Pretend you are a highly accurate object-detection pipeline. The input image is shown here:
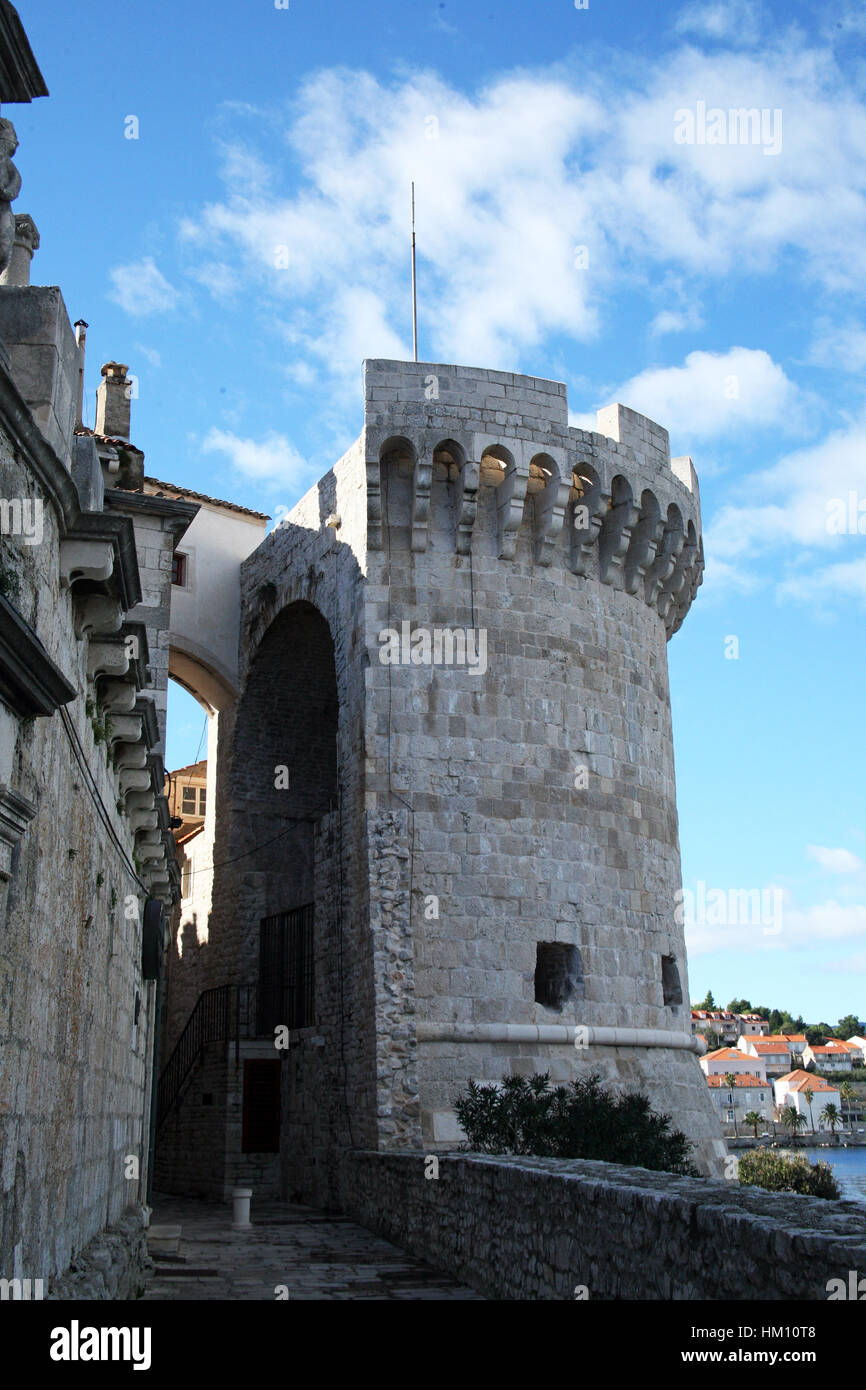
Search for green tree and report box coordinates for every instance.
[453,1072,697,1175]
[836,1015,861,1041]
[697,990,716,1010]
[821,1103,841,1135]
[840,1081,856,1130]
[703,1029,724,1053]
[738,1149,839,1200]
[727,999,752,1014]
[781,1105,807,1146]
[802,1087,815,1133]
[806,1024,833,1046]
[743,1110,762,1139]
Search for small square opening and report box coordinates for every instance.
[535,943,584,1012]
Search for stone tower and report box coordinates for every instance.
[157,358,725,1205]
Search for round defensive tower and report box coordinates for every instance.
[200,356,726,1205]
[360,359,725,1177]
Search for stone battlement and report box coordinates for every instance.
[362,359,703,638]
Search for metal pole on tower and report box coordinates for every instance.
[411,181,418,363]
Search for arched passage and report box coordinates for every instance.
[229,600,339,986]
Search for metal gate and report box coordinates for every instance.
[257,903,315,1035]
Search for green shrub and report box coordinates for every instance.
[454,1071,697,1176]
[738,1148,840,1199]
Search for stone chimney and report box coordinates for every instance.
[95,361,131,439]
[0,213,39,286]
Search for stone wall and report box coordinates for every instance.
[160,357,723,1203]
[341,1150,866,1301]
[0,278,182,1296]
[359,359,721,1173]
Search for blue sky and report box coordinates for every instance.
[19,0,866,1023]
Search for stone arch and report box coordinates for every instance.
[529,451,571,566]
[378,435,417,544]
[598,474,638,585]
[227,599,339,984]
[429,437,466,544]
[169,640,235,716]
[479,441,513,487]
[569,461,605,577]
[624,488,662,596]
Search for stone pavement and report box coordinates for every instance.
[142,1193,485,1301]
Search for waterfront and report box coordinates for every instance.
[778,1146,866,1203]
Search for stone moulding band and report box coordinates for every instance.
[416,1022,704,1053]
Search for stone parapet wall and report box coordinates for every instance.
[341,1150,866,1301]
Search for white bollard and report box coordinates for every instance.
[231,1187,252,1229]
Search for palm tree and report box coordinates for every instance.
[781,1105,807,1146]
[802,1087,815,1134]
[840,1081,856,1131]
[744,1110,762,1139]
[724,1073,739,1136]
[821,1103,841,1136]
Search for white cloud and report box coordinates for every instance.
[674,0,762,45]
[108,258,179,316]
[650,307,703,337]
[705,416,866,590]
[687,894,866,956]
[201,427,312,488]
[806,846,866,874]
[611,347,801,444]
[174,32,866,388]
[810,321,866,373]
[134,343,162,368]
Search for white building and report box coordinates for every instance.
[706,1075,774,1131]
[737,1035,792,1077]
[774,1071,842,1127]
[803,1041,857,1072]
[700,1047,767,1082]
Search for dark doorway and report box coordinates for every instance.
[242,1059,281,1152]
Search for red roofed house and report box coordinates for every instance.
[737,1035,792,1077]
[803,1040,858,1072]
[774,1071,842,1128]
[700,1047,767,1082]
[706,1074,774,1132]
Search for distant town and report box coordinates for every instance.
[692,995,866,1142]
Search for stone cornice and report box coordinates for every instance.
[0,592,75,716]
[63,511,142,611]
[416,1022,703,1053]
[0,1,48,103]
[105,487,199,541]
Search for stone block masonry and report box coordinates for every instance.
[163,354,724,1202]
[342,1151,866,1301]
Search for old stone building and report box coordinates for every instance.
[0,3,201,1297]
[155,357,727,1209]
